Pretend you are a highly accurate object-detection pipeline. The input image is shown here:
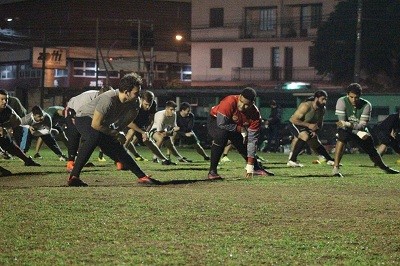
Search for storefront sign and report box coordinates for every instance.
[32,47,67,69]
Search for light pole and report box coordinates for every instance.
[354,0,363,83]
[175,34,183,63]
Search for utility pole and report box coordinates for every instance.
[354,0,363,83]
[40,33,46,107]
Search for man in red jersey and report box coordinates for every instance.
[207,87,274,180]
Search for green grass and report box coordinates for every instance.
[1,145,400,265]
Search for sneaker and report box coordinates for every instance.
[207,171,223,180]
[178,157,192,163]
[137,175,161,185]
[254,168,275,176]
[24,157,41,166]
[384,167,400,174]
[161,159,177,166]
[98,157,107,162]
[33,153,42,159]
[287,160,304,167]
[326,160,335,166]
[204,156,210,161]
[135,156,148,162]
[220,156,231,163]
[66,160,74,172]
[332,167,343,177]
[0,151,12,160]
[0,167,12,176]
[116,162,126,170]
[59,155,67,161]
[68,176,88,187]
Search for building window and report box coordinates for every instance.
[55,69,68,77]
[301,4,322,31]
[210,8,224,28]
[210,49,222,69]
[260,8,276,31]
[19,64,41,78]
[73,60,119,78]
[308,46,317,67]
[242,48,254,68]
[0,65,17,79]
[245,7,277,38]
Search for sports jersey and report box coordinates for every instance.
[210,94,261,159]
[0,105,21,128]
[335,96,371,131]
[77,89,140,131]
[151,110,177,132]
[134,101,157,129]
[176,112,195,133]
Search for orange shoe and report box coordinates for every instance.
[137,175,161,185]
[116,162,123,170]
[66,160,74,173]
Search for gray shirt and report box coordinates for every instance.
[67,90,100,111]
[77,89,140,131]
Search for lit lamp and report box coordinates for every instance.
[175,34,183,63]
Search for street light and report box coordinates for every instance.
[175,34,183,63]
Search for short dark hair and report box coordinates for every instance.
[179,102,191,111]
[31,105,43,116]
[119,72,143,92]
[241,87,256,102]
[141,90,155,103]
[314,90,328,99]
[347,83,362,95]
[0,89,8,97]
[99,85,113,94]
[165,100,177,108]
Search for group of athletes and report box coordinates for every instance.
[1,73,399,185]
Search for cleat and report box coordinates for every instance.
[253,169,275,176]
[287,160,304,167]
[67,176,88,187]
[33,153,43,159]
[24,157,41,166]
[161,159,177,166]
[207,171,223,180]
[0,167,12,176]
[384,167,399,174]
[116,162,128,170]
[326,160,334,166]
[332,167,343,177]
[135,156,148,161]
[137,175,161,185]
[98,157,106,162]
[66,160,75,172]
[220,156,231,163]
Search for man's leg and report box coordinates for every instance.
[68,117,100,186]
[41,134,66,159]
[0,134,40,166]
[207,116,227,179]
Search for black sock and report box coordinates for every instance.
[315,145,334,161]
[290,139,306,162]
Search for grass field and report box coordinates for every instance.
[1,145,400,265]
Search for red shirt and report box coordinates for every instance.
[210,95,261,162]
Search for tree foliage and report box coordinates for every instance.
[314,0,400,90]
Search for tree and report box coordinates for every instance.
[314,0,400,90]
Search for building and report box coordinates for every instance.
[0,0,191,108]
[190,0,338,88]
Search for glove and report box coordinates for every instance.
[336,121,352,128]
[356,131,370,140]
[240,127,248,138]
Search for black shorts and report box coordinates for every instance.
[288,123,312,138]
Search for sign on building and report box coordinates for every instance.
[32,47,67,69]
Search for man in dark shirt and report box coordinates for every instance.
[173,102,209,161]
[370,112,400,156]
[0,89,40,172]
[263,100,282,152]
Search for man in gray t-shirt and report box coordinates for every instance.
[68,73,161,186]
